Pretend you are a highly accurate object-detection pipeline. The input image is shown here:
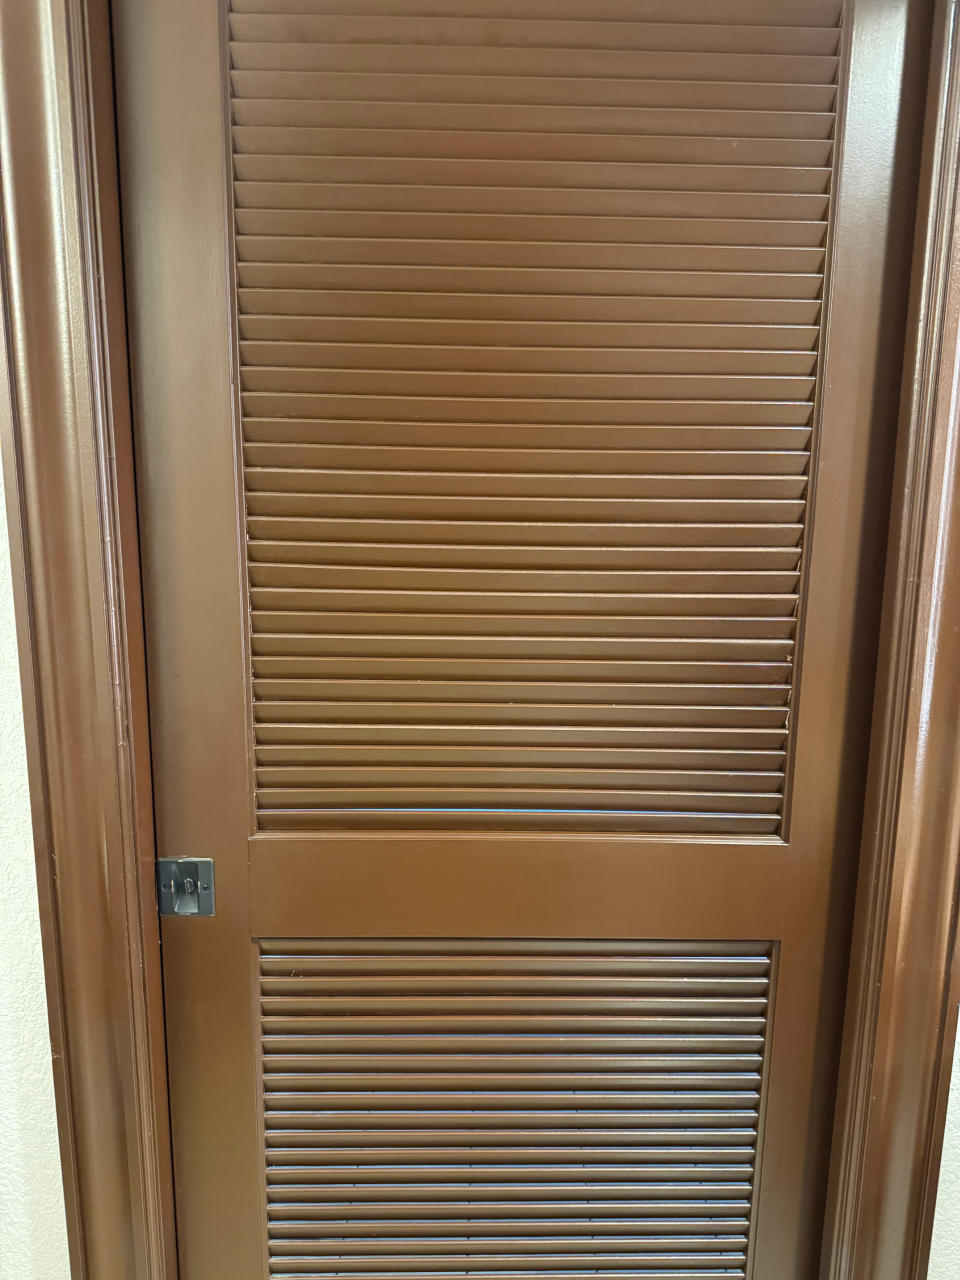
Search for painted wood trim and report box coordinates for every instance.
[821,2,960,1275]
[0,2,176,1278]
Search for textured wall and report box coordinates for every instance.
[0,466,71,1280]
[929,1032,960,1277]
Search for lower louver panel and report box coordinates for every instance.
[259,940,775,1279]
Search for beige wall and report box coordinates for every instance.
[0,466,70,1280]
[929,1034,960,1276]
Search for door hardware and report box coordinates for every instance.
[157,858,216,917]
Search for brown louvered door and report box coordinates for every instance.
[112,1,924,1277]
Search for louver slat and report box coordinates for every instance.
[229,0,842,832]
[260,941,773,1280]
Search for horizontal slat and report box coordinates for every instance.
[234,185,831,222]
[248,475,797,516]
[231,129,833,170]
[263,1146,757,1167]
[239,316,824,348]
[260,998,767,1014]
[239,260,822,313]
[267,1252,749,1269]
[238,289,823,325]
[264,1015,768,1035]
[237,268,824,308]
[267,1208,757,1228]
[243,441,811,471]
[261,1053,764,1072]
[232,150,832,195]
[256,654,790,691]
[248,548,802,576]
[255,699,790,724]
[242,375,818,406]
[265,1184,754,1201]
[260,939,770,957]
[254,658,791,688]
[231,69,836,118]
[241,398,815,431]
[264,1264,752,1274]
[260,951,768,970]
[231,0,840,24]
[262,1085,763,1105]
[267,1237,754,1255]
[256,762,783,790]
[246,499,805,528]
[261,1049,768,1070]
[263,1076,765,1096]
[251,652,794,678]
[230,14,840,56]
[250,611,798,638]
[243,419,814,449]
[261,753,784,781]
[255,812,781,832]
[254,722,787,749]
[229,39,839,85]
[267,1225,750,1244]
[239,339,820,374]
[244,416,813,449]
[266,1233,749,1258]
[246,517,804,547]
[259,1078,771,1097]
[231,103,836,144]
[263,1009,767,1025]
[260,1066,765,1084]
[256,778,783,808]
[248,590,799,618]
[250,611,799,640]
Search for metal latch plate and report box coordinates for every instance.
[157,858,216,917]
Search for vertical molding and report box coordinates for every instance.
[0,2,175,1279]
[822,1,960,1275]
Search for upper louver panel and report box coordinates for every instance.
[227,0,843,834]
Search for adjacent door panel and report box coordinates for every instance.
[113,2,923,1276]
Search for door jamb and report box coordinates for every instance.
[821,2,960,1275]
[0,2,958,1279]
[0,2,175,1278]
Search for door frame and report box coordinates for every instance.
[0,2,174,1278]
[1,1,959,1278]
